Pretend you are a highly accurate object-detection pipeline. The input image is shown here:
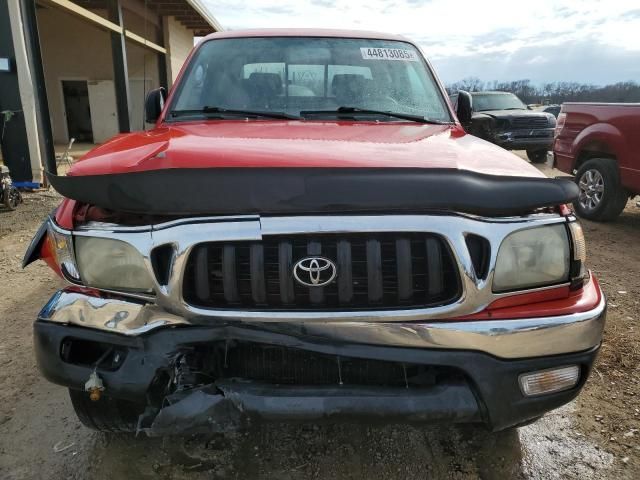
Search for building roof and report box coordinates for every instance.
[185,0,223,34]
[74,0,222,36]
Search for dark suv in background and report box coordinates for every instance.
[451,91,556,163]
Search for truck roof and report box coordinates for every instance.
[201,28,412,43]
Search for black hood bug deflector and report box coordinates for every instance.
[47,167,579,217]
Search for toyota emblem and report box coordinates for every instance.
[293,256,337,287]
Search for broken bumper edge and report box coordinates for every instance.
[493,130,554,151]
[141,381,482,437]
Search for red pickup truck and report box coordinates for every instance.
[554,103,640,221]
[23,30,604,435]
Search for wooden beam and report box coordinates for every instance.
[39,0,122,34]
[175,15,203,22]
[179,21,208,27]
[151,0,190,5]
[124,30,167,54]
[39,0,167,55]
[73,0,108,7]
[154,8,193,16]
[153,7,190,14]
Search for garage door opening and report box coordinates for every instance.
[62,80,93,143]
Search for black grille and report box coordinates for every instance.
[511,116,550,129]
[183,233,461,310]
[216,342,460,388]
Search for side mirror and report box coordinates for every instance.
[456,90,472,124]
[145,87,167,123]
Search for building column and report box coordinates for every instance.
[158,54,168,91]
[17,0,57,178]
[2,0,35,183]
[157,21,168,91]
[107,0,131,133]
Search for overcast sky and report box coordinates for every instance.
[202,0,640,85]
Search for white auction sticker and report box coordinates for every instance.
[360,47,419,61]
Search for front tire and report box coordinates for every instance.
[574,158,628,221]
[526,149,548,163]
[69,389,144,433]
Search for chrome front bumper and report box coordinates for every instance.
[39,289,606,360]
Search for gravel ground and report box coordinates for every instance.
[0,160,638,479]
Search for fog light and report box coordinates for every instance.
[518,365,580,397]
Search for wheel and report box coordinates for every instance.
[526,149,548,163]
[3,186,20,210]
[69,389,144,433]
[574,158,628,221]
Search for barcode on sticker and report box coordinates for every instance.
[360,47,419,61]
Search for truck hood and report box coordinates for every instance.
[68,121,544,178]
[50,121,580,218]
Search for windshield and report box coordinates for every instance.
[168,37,451,122]
[472,93,527,112]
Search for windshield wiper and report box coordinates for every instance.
[300,106,448,124]
[169,106,301,120]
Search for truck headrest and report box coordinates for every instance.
[247,73,283,98]
[331,74,370,102]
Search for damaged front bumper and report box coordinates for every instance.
[493,128,554,150]
[34,288,605,433]
[143,381,481,436]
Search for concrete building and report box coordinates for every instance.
[0,0,221,186]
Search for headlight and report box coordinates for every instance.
[75,237,154,293]
[47,225,80,281]
[493,224,570,292]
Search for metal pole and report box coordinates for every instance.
[107,0,131,133]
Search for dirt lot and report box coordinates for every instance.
[0,161,638,479]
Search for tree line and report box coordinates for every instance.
[446,77,640,105]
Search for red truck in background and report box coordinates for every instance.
[553,103,640,221]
